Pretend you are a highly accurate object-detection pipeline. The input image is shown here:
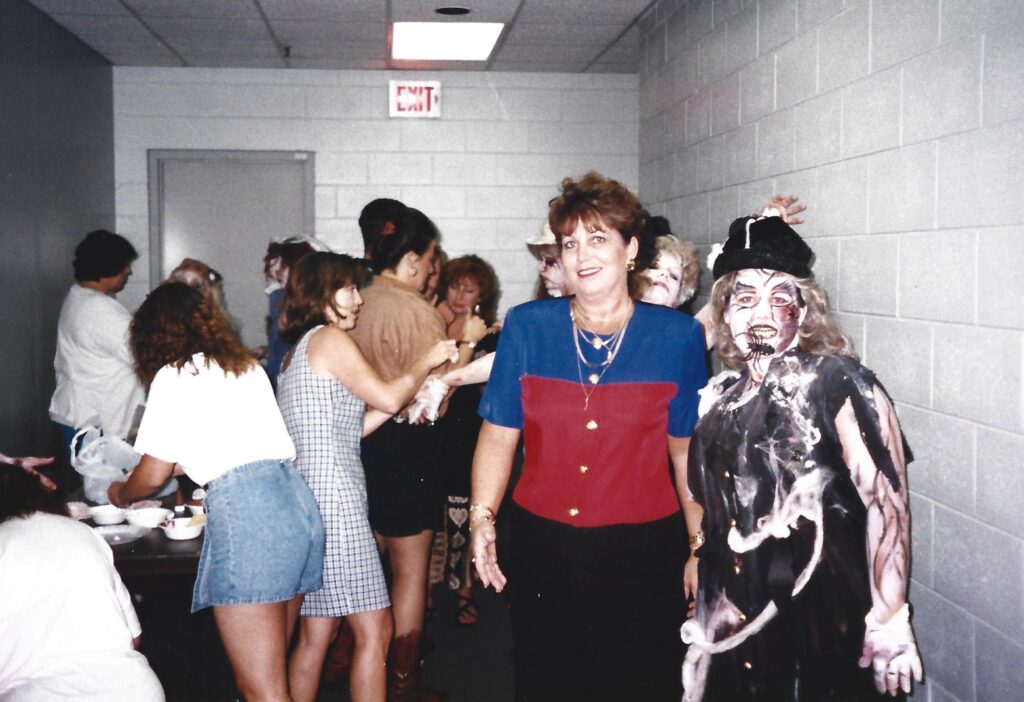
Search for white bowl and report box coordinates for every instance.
[90,504,126,525]
[160,517,204,541]
[187,504,205,516]
[125,507,173,529]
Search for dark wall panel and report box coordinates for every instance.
[0,0,114,457]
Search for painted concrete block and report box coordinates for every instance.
[776,30,818,110]
[432,154,497,186]
[817,3,869,93]
[872,0,941,73]
[934,505,1024,642]
[941,0,1024,44]
[816,157,869,235]
[465,122,528,153]
[723,122,757,185]
[794,90,842,169]
[399,186,466,218]
[837,235,897,314]
[866,144,937,234]
[368,152,432,185]
[710,74,740,136]
[976,428,1024,539]
[863,316,933,406]
[740,53,775,124]
[904,38,983,144]
[911,586,975,702]
[899,229,974,323]
[908,492,934,588]
[937,122,1024,228]
[899,406,975,513]
[759,0,797,55]
[977,622,1024,696]
[796,0,844,32]
[756,108,795,177]
[983,27,1024,126]
[315,152,368,185]
[842,67,900,158]
[933,324,1021,431]
[977,226,1024,330]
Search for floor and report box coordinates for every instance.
[131,577,516,702]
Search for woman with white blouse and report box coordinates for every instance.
[109,282,325,702]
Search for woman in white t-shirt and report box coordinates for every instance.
[108,282,325,702]
[0,455,164,702]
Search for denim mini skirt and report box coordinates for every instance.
[192,458,325,612]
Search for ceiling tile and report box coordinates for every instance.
[27,0,128,15]
[259,0,385,22]
[127,0,260,19]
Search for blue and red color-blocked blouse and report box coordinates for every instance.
[479,298,708,528]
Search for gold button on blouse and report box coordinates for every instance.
[743,661,753,670]
[586,420,598,430]
[579,465,588,474]
[588,373,599,384]
[569,507,579,517]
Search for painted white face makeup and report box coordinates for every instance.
[725,269,805,373]
[538,250,567,297]
[326,284,362,330]
[641,251,683,307]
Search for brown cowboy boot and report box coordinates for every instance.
[321,618,356,684]
[387,631,444,702]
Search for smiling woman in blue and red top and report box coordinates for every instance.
[469,172,708,702]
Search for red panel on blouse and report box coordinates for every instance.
[512,375,682,527]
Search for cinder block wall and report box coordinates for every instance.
[112,68,638,315]
[636,1,1024,700]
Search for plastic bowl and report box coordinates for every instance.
[90,504,126,525]
[125,507,173,529]
[187,504,205,516]
[160,517,204,541]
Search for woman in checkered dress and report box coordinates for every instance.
[276,252,455,702]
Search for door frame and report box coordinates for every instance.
[146,149,316,290]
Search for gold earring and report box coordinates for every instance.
[626,259,636,271]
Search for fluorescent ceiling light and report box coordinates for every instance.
[392,22,503,61]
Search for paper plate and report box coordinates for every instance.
[94,524,149,546]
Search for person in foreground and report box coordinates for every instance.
[470,172,708,702]
[681,213,923,701]
[108,283,325,702]
[277,252,455,702]
[1,455,164,701]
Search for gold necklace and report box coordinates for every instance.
[570,302,633,410]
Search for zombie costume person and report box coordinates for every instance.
[682,214,923,702]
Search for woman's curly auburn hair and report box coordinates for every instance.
[438,255,500,326]
[279,252,369,343]
[708,271,857,370]
[548,172,648,298]
[131,282,255,386]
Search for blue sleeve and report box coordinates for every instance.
[478,306,525,429]
[668,320,708,438]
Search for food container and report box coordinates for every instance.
[160,516,204,541]
[187,503,205,516]
[125,507,173,529]
[89,504,126,525]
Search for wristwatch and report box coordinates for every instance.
[689,530,705,551]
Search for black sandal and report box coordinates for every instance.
[455,592,479,626]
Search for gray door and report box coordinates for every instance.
[148,150,314,349]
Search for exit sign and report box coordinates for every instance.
[389,80,442,118]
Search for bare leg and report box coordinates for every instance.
[287,616,340,702]
[212,601,292,702]
[383,530,434,637]
[347,607,393,702]
[285,593,304,647]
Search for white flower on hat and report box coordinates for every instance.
[706,242,724,271]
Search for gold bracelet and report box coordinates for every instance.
[689,530,705,551]
[457,340,478,349]
[469,503,496,526]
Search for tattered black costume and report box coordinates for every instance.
[683,348,912,702]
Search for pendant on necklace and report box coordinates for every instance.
[590,337,603,350]
[588,373,600,385]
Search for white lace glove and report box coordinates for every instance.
[858,604,924,696]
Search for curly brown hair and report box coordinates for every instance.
[438,255,500,325]
[548,172,647,298]
[0,466,68,524]
[279,252,369,342]
[130,282,255,386]
[708,271,857,370]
